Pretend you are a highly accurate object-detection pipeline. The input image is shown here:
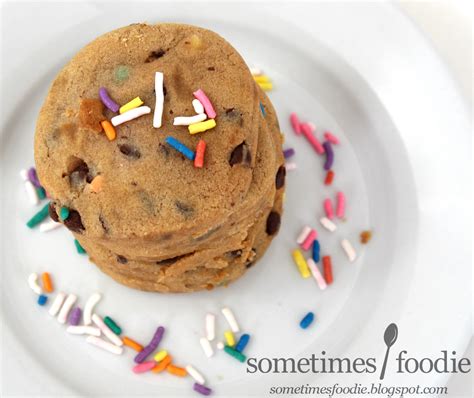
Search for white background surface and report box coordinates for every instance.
[1,1,472,397]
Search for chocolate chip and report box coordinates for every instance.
[229,142,251,166]
[266,211,281,235]
[99,214,109,233]
[226,249,242,258]
[246,261,255,269]
[175,201,194,217]
[119,144,141,159]
[163,85,167,96]
[275,165,286,189]
[145,49,165,63]
[116,255,128,264]
[207,66,215,71]
[49,203,59,222]
[156,254,187,266]
[64,210,85,232]
[158,143,170,157]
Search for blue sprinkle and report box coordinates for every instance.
[312,240,320,263]
[259,102,266,117]
[300,312,314,329]
[74,239,86,254]
[37,295,48,306]
[165,136,195,161]
[235,333,250,352]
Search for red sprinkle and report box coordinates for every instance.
[194,139,206,168]
[322,256,333,284]
[324,170,334,185]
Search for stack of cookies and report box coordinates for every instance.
[34,23,285,292]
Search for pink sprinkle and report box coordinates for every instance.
[193,89,216,119]
[132,361,156,374]
[324,131,340,145]
[301,123,325,154]
[301,229,317,251]
[336,191,345,219]
[324,199,334,219]
[290,113,302,135]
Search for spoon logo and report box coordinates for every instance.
[380,323,398,380]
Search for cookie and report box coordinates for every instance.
[34,23,285,292]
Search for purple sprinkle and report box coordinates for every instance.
[27,167,42,188]
[99,87,119,113]
[134,326,165,363]
[322,141,334,170]
[283,148,295,159]
[68,307,82,326]
[193,383,212,396]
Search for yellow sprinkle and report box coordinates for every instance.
[188,119,216,135]
[224,330,235,347]
[292,249,310,278]
[100,120,116,141]
[119,97,144,114]
[153,349,168,362]
[257,82,273,91]
[253,75,271,84]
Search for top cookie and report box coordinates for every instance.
[34,23,265,240]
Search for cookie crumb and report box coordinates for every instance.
[360,230,372,244]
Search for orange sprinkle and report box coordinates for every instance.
[322,256,333,285]
[41,272,53,293]
[166,364,187,377]
[194,139,206,168]
[152,354,172,373]
[100,120,116,141]
[89,175,104,193]
[122,336,143,352]
[324,170,334,185]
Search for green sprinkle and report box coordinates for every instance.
[26,203,50,228]
[104,316,122,335]
[224,345,246,363]
[59,207,69,221]
[36,186,46,200]
[115,65,129,82]
[74,239,86,254]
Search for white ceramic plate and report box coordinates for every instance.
[1,2,471,396]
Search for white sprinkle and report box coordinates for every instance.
[49,292,66,316]
[57,293,77,324]
[39,218,62,232]
[173,113,207,126]
[67,326,101,336]
[285,162,297,171]
[307,258,327,290]
[192,99,205,114]
[320,217,337,232]
[86,335,123,355]
[296,226,312,245]
[341,239,357,262]
[216,341,224,350]
[92,314,123,346]
[250,67,262,76]
[185,365,205,384]
[221,307,240,333]
[153,71,164,128]
[28,273,43,295]
[111,106,151,126]
[200,337,214,358]
[20,170,39,205]
[83,293,101,325]
[206,313,216,341]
